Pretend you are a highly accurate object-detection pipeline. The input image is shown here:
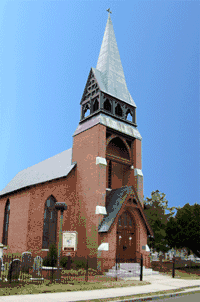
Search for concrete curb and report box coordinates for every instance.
[111,286,200,302]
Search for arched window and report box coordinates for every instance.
[126,109,132,122]
[117,211,133,229]
[42,196,57,249]
[107,137,130,160]
[104,99,111,112]
[83,103,90,118]
[115,103,123,117]
[2,200,10,246]
[93,99,99,112]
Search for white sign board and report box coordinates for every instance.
[62,231,78,251]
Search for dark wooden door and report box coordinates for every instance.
[116,211,135,262]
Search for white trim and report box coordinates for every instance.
[42,267,58,270]
[41,249,49,252]
[142,245,150,251]
[134,168,143,177]
[98,243,109,251]
[146,245,150,252]
[96,157,107,166]
[95,206,107,215]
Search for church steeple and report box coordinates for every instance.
[96,10,136,107]
[77,9,139,134]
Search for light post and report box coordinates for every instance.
[55,202,67,281]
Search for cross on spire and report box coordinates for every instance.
[106,8,112,15]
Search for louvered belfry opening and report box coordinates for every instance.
[93,98,99,112]
[104,99,112,112]
[115,103,123,117]
[42,195,58,249]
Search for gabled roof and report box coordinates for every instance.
[0,148,76,197]
[95,14,136,107]
[98,186,154,237]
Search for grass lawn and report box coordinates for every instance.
[160,267,200,279]
[0,265,200,297]
[0,275,150,296]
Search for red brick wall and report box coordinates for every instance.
[0,191,31,255]
[98,223,117,271]
[27,169,77,257]
[72,124,107,259]
[0,168,77,258]
[133,139,142,169]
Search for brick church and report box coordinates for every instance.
[0,11,153,269]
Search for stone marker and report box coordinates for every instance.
[0,258,2,281]
[7,259,21,282]
[30,256,44,281]
[0,243,5,272]
[151,251,159,261]
[21,252,32,273]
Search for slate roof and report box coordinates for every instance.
[73,113,142,140]
[0,148,76,197]
[95,14,136,107]
[98,186,153,237]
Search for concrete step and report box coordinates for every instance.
[106,266,161,277]
[111,264,140,271]
[112,266,151,272]
[106,271,156,278]
[106,269,158,277]
[105,272,136,278]
[119,263,140,270]
[107,263,161,278]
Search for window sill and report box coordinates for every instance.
[106,188,112,191]
[41,249,49,252]
[3,246,7,250]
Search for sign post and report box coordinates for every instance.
[62,231,78,257]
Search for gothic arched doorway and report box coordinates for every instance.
[116,211,136,262]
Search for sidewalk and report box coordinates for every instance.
[0,273,200,302]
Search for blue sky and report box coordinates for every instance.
[0,1,199,215]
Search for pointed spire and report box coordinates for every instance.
[96,10,136,107]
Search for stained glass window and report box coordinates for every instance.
[42,196,57,249]
[2,200,10,246]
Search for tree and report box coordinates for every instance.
[144,190,178,253]
[166,203,200,258]
[43,243,58,267]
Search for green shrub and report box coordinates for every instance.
[88,268,98,276]
[72,259,87,269]
[43,243,57,267]
[60,256,73,268]
[63,269,78,277]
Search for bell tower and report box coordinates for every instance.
[72,10,144,259]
